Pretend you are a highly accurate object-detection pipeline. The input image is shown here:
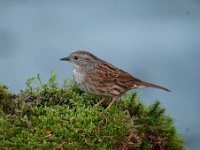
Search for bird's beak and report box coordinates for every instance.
[60,56,70,61]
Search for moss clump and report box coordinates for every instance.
[0,72,184,149]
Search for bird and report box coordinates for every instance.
[60,50,170,110]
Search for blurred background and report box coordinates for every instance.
[0,0,199,149]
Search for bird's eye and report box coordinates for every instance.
[73,56,78,60]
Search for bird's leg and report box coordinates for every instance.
[106,96,118,110]
[94,97,106,107]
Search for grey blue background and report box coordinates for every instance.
[0,0,199,149]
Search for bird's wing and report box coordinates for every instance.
[85,61,142,96]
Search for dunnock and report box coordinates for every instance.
[61,50,170,110]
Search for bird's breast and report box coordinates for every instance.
[73,68,90,92]
[73,68,85,84]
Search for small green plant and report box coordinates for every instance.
[0,72,184,149]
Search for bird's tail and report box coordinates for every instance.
[135,79,171,92]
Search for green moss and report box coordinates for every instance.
[0,73,184,149]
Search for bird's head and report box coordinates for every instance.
[60,50,99,67]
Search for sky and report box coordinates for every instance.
[0,0,200,149]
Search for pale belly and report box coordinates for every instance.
[73,69,88,92]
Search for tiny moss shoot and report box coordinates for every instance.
[0,72,184,149]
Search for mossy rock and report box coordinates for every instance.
[0,73,184,150]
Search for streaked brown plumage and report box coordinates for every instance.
[60,50,170,110]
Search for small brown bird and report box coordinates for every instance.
[60,50,170,110]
